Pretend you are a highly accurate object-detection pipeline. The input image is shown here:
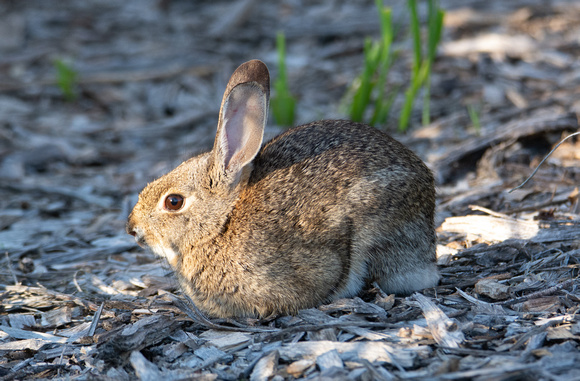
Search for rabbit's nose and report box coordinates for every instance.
[127,223,146,247]
[126,221,136,236]
[126,219,140,238]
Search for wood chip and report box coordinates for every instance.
[286,359,315,377]
[0,325,66,343]
[546,326,579,341]
[250,350,279,381]
[474,279,510,300]
[40,306,72,327]
[316,349,344,372]
[97,314,181,366]
[414,293,465,349]
[130,350,163,381]
[0,338,47,351]
[521,296,563,312]
[441,215,539,241]
[278,340,417,368]
[58,322,92,342]
[199,330,252,350]
[8,314,36,329]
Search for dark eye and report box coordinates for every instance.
[164,194,184,211]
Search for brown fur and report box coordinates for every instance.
[127,60,439,318]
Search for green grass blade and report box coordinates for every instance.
[378,1,393,51]
[276,32,287,82]
[428,8,445,61]
[350,38,381,122]
[467,104,481,132]
[371,88,396,126]
[370,4,394,126]
[399,80,419,131]
[54,59,78,101]
[408,0,421,78]
[399,61,429,131]
[422,74,431,125]
[272,31,296,127]
[423,2,444,125]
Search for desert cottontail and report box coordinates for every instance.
[127,60,439,318]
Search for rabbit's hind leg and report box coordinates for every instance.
[359,220,440,295]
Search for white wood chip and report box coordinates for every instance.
[343,326,397,342]
[58,322,92,341]
[250,350,279,381]
[8,314,36,329]
[0,325,66,343]
[441,215,539,241]
[316,349,343,372]
[278,340,416,368]
[413,293,465,348]
[199,330,252,350]
[130,350,163,381]
[0,338,46,351]
[40,306,72,327]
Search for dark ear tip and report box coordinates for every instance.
[228,60,270,94]
[240,59,269,78]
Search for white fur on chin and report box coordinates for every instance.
[151,244,179,268]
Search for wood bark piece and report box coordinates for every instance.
[502,279,576,307]
[278,340,418,368]
[250,350,279,381]
[441,214,580,243]
[7,314,36,329]
[456,288,508,315]
[441,215,538,241]
[286,359,315,377]
[130,350,163,381]
[40,306,72,328]
[413,293,465,349]
[442,33,537,57]
[199,330,252,350]
[0,338,46,351]
[97,314,181,366]
[319,297,388,319]
[316,349,344,372]
[0,325,66,343]
[474,279,510,300]
[58,322,92,342]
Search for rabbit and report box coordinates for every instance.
[127,59,440,318]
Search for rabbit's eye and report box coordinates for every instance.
[164,194,184,211]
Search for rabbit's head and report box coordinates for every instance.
[127,60,270,266]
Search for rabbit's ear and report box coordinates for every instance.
[211,60,269,183]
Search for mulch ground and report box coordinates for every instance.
[1,0,579,380]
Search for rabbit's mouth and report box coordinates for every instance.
[132,236,147,248]
[127,225,147,247]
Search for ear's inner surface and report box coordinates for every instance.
[219,82,267,173]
